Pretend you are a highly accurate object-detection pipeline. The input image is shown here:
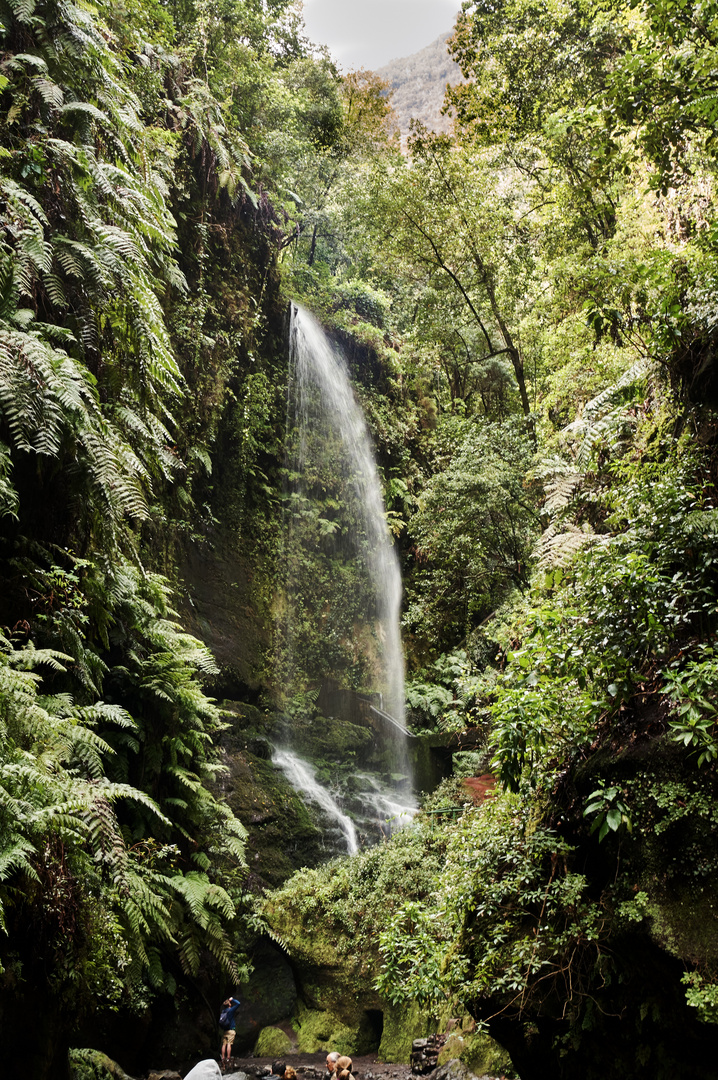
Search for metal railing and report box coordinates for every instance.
[426,807,466,831]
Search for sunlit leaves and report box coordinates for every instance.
[406,417,538,652]
[490,447,718,790]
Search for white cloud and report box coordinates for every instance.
[302,0,460,70]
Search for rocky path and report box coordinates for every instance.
[219,1055,413,1080]
[215,1055,505,1080]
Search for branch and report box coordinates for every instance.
[400,207,495,354]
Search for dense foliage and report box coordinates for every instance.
[261,0,718,1078]
[0,0,356,1072]
[4,0,718,1074]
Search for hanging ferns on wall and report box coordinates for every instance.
[0,0,256,1049]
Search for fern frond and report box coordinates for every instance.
[0,836,37,882]
[98,781,171,826]
[5,51,46,69]
[682,509,718,540]
[31,76,64,108]
[76,701,137,731]
[563,360,649,468]
[59,100,110,124]
[0,178,49,228]
[535,522,599,570]
[543,472,583,513]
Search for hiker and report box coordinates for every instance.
[268,1061,287,1080]
[218,995,241,1069]
[325,1052,340,1080]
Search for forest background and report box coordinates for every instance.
[2,0,718,1077]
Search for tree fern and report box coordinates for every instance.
[0,0,255,1029]
[563,359,649,468]
[533,461,596,571]
[535,521,601,570]
[542,470,584,514]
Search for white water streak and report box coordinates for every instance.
[355,771,418,831]
[289,304,407,729]
[273,748,359,855]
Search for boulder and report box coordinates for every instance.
[252,1025,294,1056]
[459,1031,511,1077]
[424,1062,492,1080]
[437,1035,465,1066]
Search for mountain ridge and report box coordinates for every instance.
[375,30,461,142]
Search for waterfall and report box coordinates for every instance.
[354,772,417,832]
[277,302,416,845]
[273,748,359,855]
[285,303,406,726]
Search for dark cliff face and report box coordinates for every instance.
[177,536,270,691]
[472,733,718,1080]
[164,225,289,695]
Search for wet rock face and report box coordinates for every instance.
[177,538,268,688]
[234,941,298,1051]
[213,704,330,888]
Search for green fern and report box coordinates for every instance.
[0,0,254,1020]
[563,360,649,468]
[535,521,601,570]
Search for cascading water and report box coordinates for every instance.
[275,303,416,852]
[354,771,417,833]
[285,302,407,727]
[272,748,359,855]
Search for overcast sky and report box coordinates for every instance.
[301,0,460,71]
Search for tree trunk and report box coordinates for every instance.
[307,224,319,267]
[484,281,535,445]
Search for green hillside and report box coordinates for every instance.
[375,31,460,142]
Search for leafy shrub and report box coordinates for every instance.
[490,447,718,790]
[377,793,606,1020]
[264,823,446,976]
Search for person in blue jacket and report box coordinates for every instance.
[219,995,241,1069]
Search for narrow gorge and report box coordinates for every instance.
[2,0,718,1078]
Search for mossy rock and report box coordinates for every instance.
[439,1031,512,1075]
[294,1007,357,1055]
[280,711,373,764]
[253,1026,294,1056]
[644,887,718,965]
[437,1034,468,1064]
[69,1049,131,1080]
[218,746,327,887]
[378,1001,435,1063]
